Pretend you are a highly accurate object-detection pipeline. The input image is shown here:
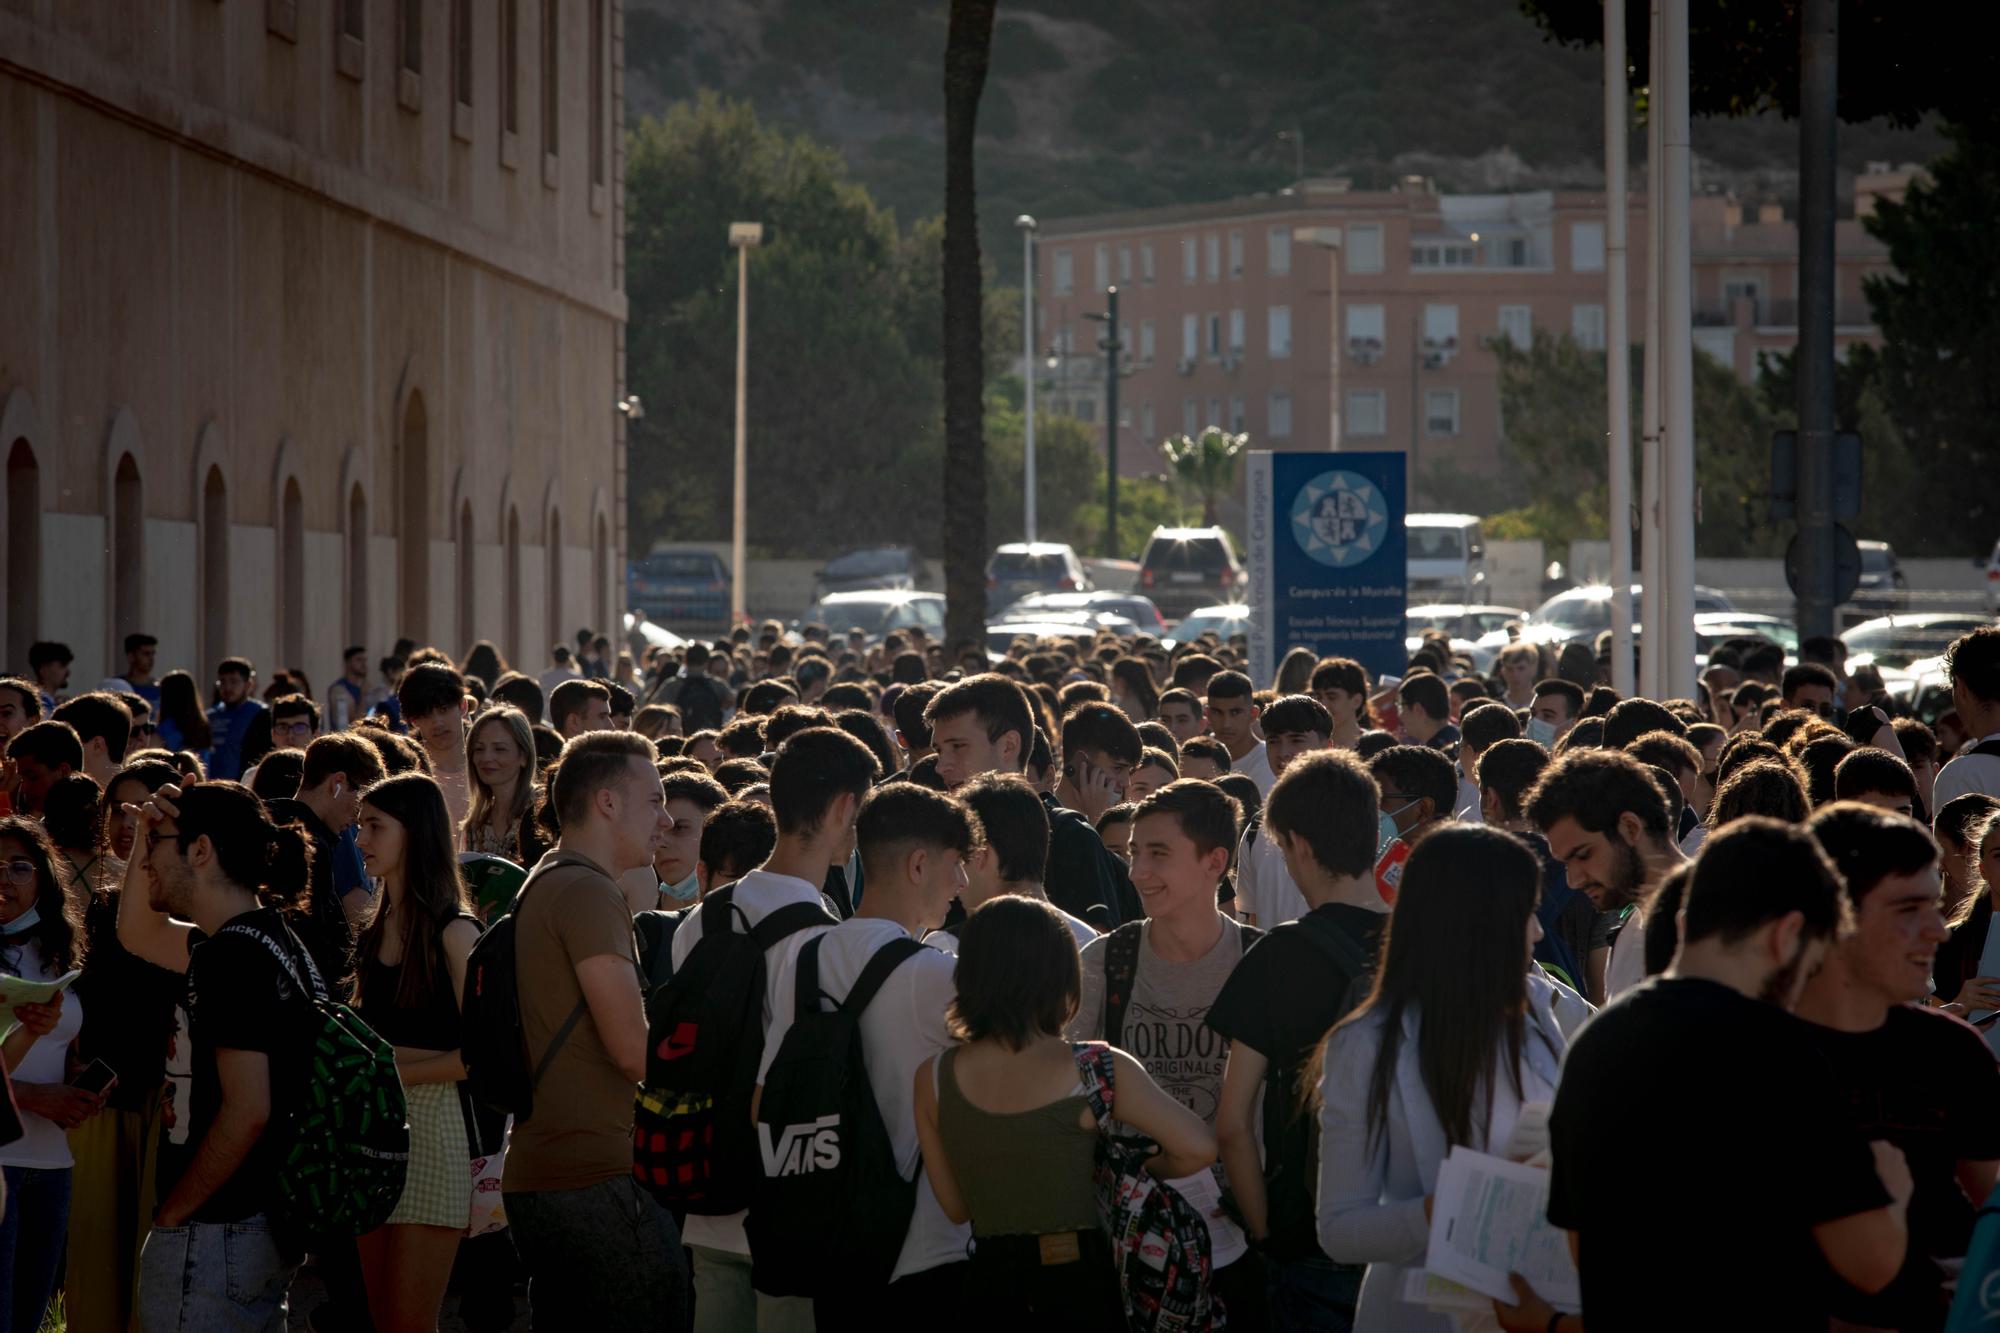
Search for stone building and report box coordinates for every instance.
[0,0,629,691]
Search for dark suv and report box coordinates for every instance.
[1136,527,1247,621]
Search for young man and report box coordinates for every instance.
[1798,803,2000,1329]
[1234,695,1333,928]
[1069,779,1264,1323]
[1478,738,1608,1002]
[1204,670,1273,795]
[0,675,40,745]
[549,677,613,738]
[1158,687,1206,746]
[325,646,370,731]
[398,663,472,835]
[929,771,1098,952]
[890,681,942,767]
[756,784,976,1321]
[657,643,731,735]
[204,658,266,782]
[1394,671,1459,755]
[1937,628,2000,806]
[1540,817,1914,1331]
[492,671,547,726]
[1831,748,1920,820]
[670,727,878,1333]
[1495,641,1540,710]
[503,731,688,1330]
[1454,701,1521,823]
[52,690,133,788]
[100,632,162,709]
[28,640,71,712]
[5,719,81,816]
[1054,701,1144,827]
[269,694,320,753]
[655,769,731,903]
[1625,728,1708,843]
[1213,750,1388,1325]
[1782,661,1842,720]
[1528,748,1687,1001]
[1366,744,1458,848]
[696,798,779,895]
[1178,735,1231,782]
[281,730,387,939]
[925,674,1128,929]
[116,782,333,1328]
[1527,678,1585,749]
[1308,657,1372,750]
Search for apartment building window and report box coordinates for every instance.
[400,0,422,73]
[1118,244,1133,283]
[1506,236,1531,267]
[1228,310,1245,356]
[1119,406,1133,428]
[1572,303,1607,350]
[1268,227,1292,275]
[501,0,519,140]
[1054,250,1074,296]
[1426,389,1461,436]
[1094,244,1110,291]
[1139,320,1156,361]
[1139,402,1154,440]
[1346,223,1384,273]
[1140,241,1155,283]
[1268,305,1292,359]
[1230,395,1246,431]
[340,0,365,40]
[1183,397,1198,434]
[1497,304,1533,348]
[1205,234,1221,281]
[1208,397,1223,428]
[1181,314,1198,362]
[1075,399,1096,424]
[1182,236,1198,283]
[1228,231,1244,277]
[1269,390,1293,439]
[452,0,472,109]
[1346,304,1386,343]
[336,0,365,80]
[589,0,606,187]
[1571,221,1606,272]
[540,0,559,169]
[1348,390,1387,437]
[1423,304,1459,346]
[1207,314,1222,358]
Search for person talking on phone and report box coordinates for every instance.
[1054,704,1146,926]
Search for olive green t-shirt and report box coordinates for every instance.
[501,850,640,1194]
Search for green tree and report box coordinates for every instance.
[1160,428,1248,526]
[983,398,1103,547]
[1072,477,1188,563]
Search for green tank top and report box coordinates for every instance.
[934,1046,1105,1238]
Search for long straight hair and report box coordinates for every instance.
[356,773,473,1010]
[463,706,536,846]
[1326,824,1540,1151]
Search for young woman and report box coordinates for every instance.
[1123,748,1180,806]
[153,670,212,756]
[0,816,97,1333]
[352,775,482,1333]
[1109,657,1160,723]
[914,896,1214,1331]
[1935,800,2000,1013]
[44,773,121,900]
[1273,646,1318,698]
[461,706,536,862]
[1316,824,1575,1333]
[459,640,508,693]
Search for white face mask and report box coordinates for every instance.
[1525,716,1559,749]
[661,870,700,904]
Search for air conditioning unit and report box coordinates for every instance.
[1177,358,1196,376]
[1220,355,1239,371]
[1347,336,1383,366]
[1422,351,1447,370]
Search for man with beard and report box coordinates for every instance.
[1527,748,1686,1001]
[1527,817,1914,1332]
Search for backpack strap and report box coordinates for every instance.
[220,919,327,1003]
[1100,921,1145,1047]
[697,881,742,936]
[838,937,925,1016]
[1071,1041,1116,1125]
[510,856,600,1091]
[1972,737,2000,759]
[750,900,838,952]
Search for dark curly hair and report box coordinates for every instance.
[0,815,85,975]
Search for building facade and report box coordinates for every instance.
[1036,173,1895,501]
[0,0,629,691]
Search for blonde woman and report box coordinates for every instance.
[461,706,535,862]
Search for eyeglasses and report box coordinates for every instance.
[274,721,316,741]
[132,723,159,738]
[0,860,37,884]
[142,827,192,857]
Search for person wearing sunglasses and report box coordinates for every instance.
[1782,662,1843,723]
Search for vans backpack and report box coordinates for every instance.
[460,855,589,1120]
[633,885,835,1212]
[1075,1042,1226,1333]
[223,921,410,1238]
[746,933,925,1297]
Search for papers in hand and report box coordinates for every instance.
[1164,1167,1248,1270]
[1423,1144,1580,1313]
[0,969,81,1042]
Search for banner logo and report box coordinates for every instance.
[1289,470,1389,569]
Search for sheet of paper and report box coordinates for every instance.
[1403,1267,1490,1311]
[1498,1100,1552,1165]
[1424,1146,1580,1312]
[0,968,82,1041]
[1164,1167,1248,1270]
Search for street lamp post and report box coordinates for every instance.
[1294,226,1342,451]
[1016,214,1038,542]
[728,221,763,627]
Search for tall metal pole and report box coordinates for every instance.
[1795,0,1839,638]
[1018,216,1039,542]
[1661,0,1697,697]
[1104,285,1121,557]
[1639,0,1664,697]
[1604,0,1635,698]
[730,240,750,626]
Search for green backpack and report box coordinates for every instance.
[223,921,411,1236]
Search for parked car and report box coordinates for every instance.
[1137,527,1248,621]
[986,542,1091,614]
[1484,584,1738,652]
[1845,540,1909,624]
[1985,539,2000,615]
[985,613,1142,654]
[1406,513,1489,604]
[797,590,946,644]
[1407,603,1527,641]
[1167,603,1252,646]
[1693,612,1799,657]
[626,547,730,629]
[998,590,1168,636]
[1842,613,1995,671]
[813,546,917,600]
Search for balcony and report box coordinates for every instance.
[1347,336,1384,365]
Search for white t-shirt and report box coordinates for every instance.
[1604,911,1648,1000]
[1453,775,1482,823]
[1235,823,1306,929]
[670,868,834,1256]
[758,916,966,1281]
[1679,822,1709,857]
[926,899,1098,956]
[0,938,82,1169]
[538,666,582,697]
[1233,741,1275,797]
[1935,735,2000,809]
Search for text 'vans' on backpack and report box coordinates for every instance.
[225,919,409,1237]
[633,884,835,1212]
[746,933,925,1296]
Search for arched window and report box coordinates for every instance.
[5,440,41,674]
[457,499,476,657]
[201,465,230,677]
[348,483,371,649]
[504,506,522,667]
[545,508,564,654]
[592,511,610,641]
[112,454,146,660]
[400,390,430,642]
[281,477,305,667]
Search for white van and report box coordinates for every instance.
[1406,513,1488,603]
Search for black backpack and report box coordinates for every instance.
[746,933,925,1297]
[663,674,726,733]
[633,885,835,1213]
[460,856,589,1120]
[634,906,694,994]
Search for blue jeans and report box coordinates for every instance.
[0,1164,72,1333]
[1264,1251,1362,1333]
[137,1213,299,1332]
[505,1176,690,1332]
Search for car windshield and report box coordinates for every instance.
[1174,611,1247,640]
[1144,538,1230,573]
[1844,619,1987,667]
[804,597,936,637]
[823,548,909,579]
[1861,546,1893,573]
[1407,527,1464,560]
[1536,594,1612,632]
[991,551,1068,578]
[637,553,719,579]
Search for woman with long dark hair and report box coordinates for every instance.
[0,815,96,1333]
[352,773,481,1332]
[1109,657,1159,723]
[1315,824,1575,1332]
[459,640,508,693]
[1273,646,1318,698]
[44,773,119,899]
[153,671,212,756]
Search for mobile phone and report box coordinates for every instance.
[70,1059,118,1097]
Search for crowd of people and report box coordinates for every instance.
[2,609,1998,1333]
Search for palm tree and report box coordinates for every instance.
[1161,427,1248,526]
[940,0,997,654]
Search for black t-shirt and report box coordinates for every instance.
[74,890,184,1114]
[1804,1004,2000,1331]
[266,799,357,1000]
[1043,793,1140,929]
[1207,903,1384,1260]
[1548,977,1891,1331]
[157,906,319,1224]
